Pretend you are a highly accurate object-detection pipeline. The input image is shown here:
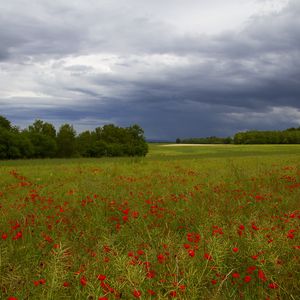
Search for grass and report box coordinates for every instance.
[0,144,299,299]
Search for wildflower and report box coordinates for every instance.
[63,282,70,287]
[12,231,22,240]
[97,274,106,281]
[132,211,139,218]
[8,297,18,300]
[246,266,256,274]
[148,290,156,295]
[33,280,40,286]
[287,229,295,239]
[1,233,8,240]
[183,243,191,249]
[211,279,217,285]
[179,284,186,291]
[268,282,278,289]
[188,249,195,257]
[170,291,177,297]
[258,269,267,282]
[244,275,251,283]
[232,273,240,279]
[251,223,259,231]
[157,254,166,263]
[146,270,156,278]
[137,249,145,256]
[204,253,212,261]
[39,278,46,285]
[232,247,239,253]
[133,290,142,298]
[80,276,87,286]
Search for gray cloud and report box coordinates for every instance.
[0,0,299,140]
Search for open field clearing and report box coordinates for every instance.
[0,145,300,299]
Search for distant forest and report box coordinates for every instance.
[0,116,148,159]
[177,127,300,144]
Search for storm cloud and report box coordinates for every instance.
[0,0,299,139]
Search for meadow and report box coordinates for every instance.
[0,144,299,300]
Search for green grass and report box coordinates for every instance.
[0,144,299,299]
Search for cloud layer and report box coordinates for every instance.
[0,0,299,139]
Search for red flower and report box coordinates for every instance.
[39,278,46,285]
[188,249,195,257]
[232,273,240,279]
[33,280,39,286]
[63,282,70,287]
[157,254,166,263]
[268,282,278,289]
[8,297,18,300]
[148,290,156,295]
[244,275,251,283]
[170,291,177,297]
[132,211,139,218]
[133,290,142,298]
[2,233,8,240]
[137,249,145,256]
[251,223,259,231]
[98,297,109,300]
[12,231,22,240]
[146,270,156,278]
[232,247,239,253]
[204,253,212,261]
[97,274,106,281]
[246,266,256,274]
[211,279,217,285]
[80,276,87,286]
[258,269,267,282]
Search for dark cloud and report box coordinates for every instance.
[0,0,299,139]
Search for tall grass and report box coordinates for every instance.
[0,145,299,299]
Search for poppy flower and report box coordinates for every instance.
[133,290,142,298]
[268,282,278,289]
[80,276,87,286]
[170,291,177,297]
[97,274,106,281]
[204,253,212,261]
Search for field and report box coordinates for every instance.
[0,144,299,300]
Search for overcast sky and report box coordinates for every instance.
[1,0,299,139]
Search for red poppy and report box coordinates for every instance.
[268,282,278,289]
[97,274,106,281]
[133,290,142,298]
[80,276,87,286]
[170,291,177,297]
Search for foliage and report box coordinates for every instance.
[234,128,300,144]
[0,116,148,159]
[178,136,233,144]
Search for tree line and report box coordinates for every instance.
[233,128,300,144]
[176,127,300,145]
[0,116,148,159]
[176,136,232,144]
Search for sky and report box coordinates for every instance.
[0,0,299,140]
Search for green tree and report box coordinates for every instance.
[0,115,12,130]
[57,124,77,157]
